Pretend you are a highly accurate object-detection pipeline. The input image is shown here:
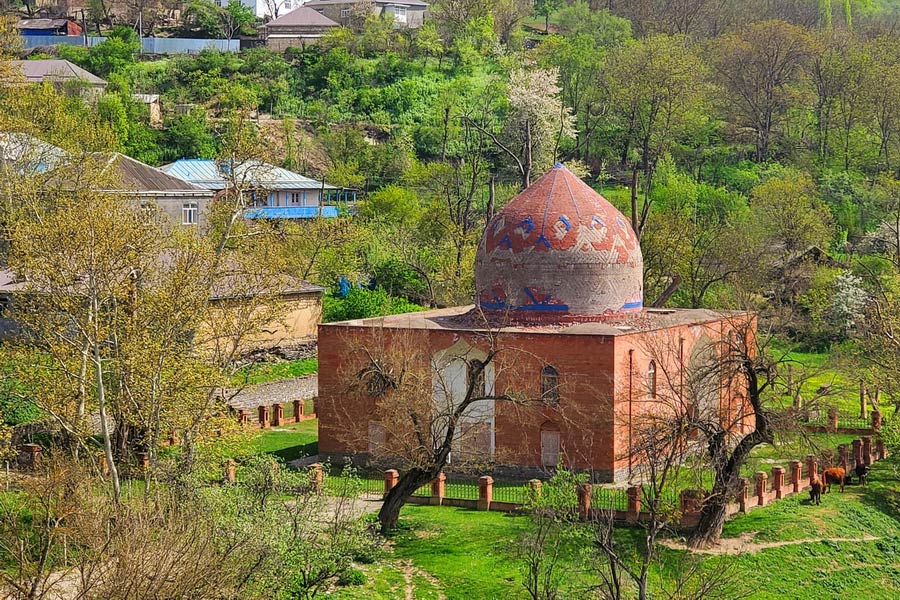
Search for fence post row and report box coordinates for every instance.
[626,486,641,522]
[838,444,849,472]
[862,436,873,466]
[789,460,802,493]
[383,469,399,498]
[577,483,592,519]
[771,466,785,499]
[430,472,445,506]
[806,455,818,483]
[755,471,768,506]
[272,403,283,427]
[477,476,493,511]
[738,477,749,513]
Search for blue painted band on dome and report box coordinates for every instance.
[621,300,643,309]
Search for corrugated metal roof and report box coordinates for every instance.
[160,159,337,191]
[6,60,106,86]
[101,153,213,194]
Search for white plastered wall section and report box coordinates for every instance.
[431,337,496,461]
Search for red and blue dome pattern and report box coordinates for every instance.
[475,165,643,320]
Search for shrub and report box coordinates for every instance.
[337,567,367,586]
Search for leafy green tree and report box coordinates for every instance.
[708,20,814,162]
[414,20,443,66]
[182,0,225,38]
[750,170,834,264]
[221,0,256,41]
[605,34,708,238]
[534,0,563,33]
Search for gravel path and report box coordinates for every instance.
[225,375,318,413]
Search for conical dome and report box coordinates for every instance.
[475,165,643,321]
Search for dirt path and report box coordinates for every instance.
[661,531,881,555]
[399,560,446,600]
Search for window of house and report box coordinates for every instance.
[182,202,198,225]
[340,7,350,17]
[290,192,303,205]
[648,361,657,399]
[541,365,559,404]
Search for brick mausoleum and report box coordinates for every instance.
[318,165,754,482]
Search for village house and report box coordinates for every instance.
[317,165,754,482]
[3,59,107,100]
[16,18,83,37]
[161,158,353,219]
[262,6,340,51]
[305,0,429,28]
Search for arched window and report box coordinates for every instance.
[469,359,486,398]
[541,365,560,404]
[647,361,657,399]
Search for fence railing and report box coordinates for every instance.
[302,433,889,531]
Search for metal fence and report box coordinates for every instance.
[591,486,628,511]
[20,35,239,54]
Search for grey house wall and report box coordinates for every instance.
[314,4,426,28]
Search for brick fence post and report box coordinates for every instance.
[383,469,399,497]
[477,476,493,511]
[272,403,284,427]
[293,399,303,422]
[755,472,768,506]
[862,436,873,466]
[526,479,543,504]
[136,451,150,471]
[626,485,641,523]
[224,459,236,484]
[852,439,863,467]
[828,408,838,431]
[680,489,704,515]
[238,409,249,426]
[872,409,882,433]
[577,483,592,519]
[772,466,785,499]
[430,472,445,506]
[20,444,42,469]
[838,444,849,473]
[738,478,749,513]
[806,455,818,484]
[258,405,270,429]
[789,460,802,493]
[876,438,886,461]
[308,463,324,493]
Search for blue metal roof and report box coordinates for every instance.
[245,206,339,219]
[160,159,337,191]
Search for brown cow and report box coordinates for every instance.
[809,478,823,505]
[822,467,846,493]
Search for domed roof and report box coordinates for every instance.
[475,164,643,321]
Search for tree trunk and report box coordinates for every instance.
[378,467,434,533]
[630,168,640,239]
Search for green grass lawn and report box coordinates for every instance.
[231,358,317,386]
[249,419,318,463]
[332,458,900,600]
